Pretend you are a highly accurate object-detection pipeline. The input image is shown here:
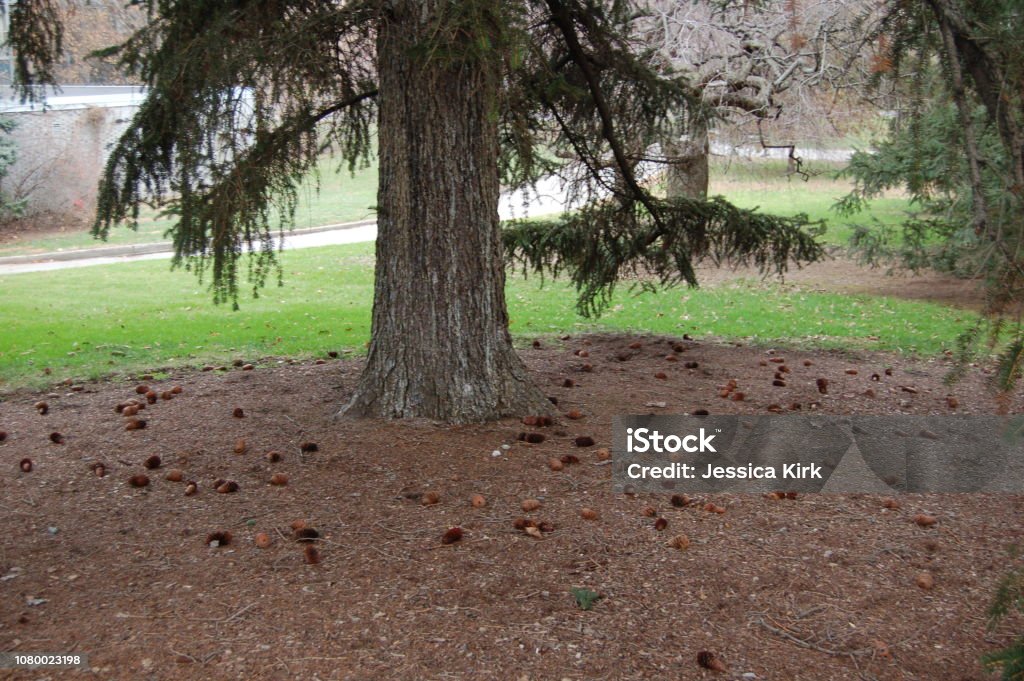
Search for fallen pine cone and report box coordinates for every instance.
[128,474,150,488]
[703,503,726,514]
[595,447,611,461]
[470,494,486,508]
[580,508,599,520]
[125,418,147,431]
[216,480,239,494]
[548,458,565,471]
[35,401,49,415]
[654,517,668,531]
[421,491,441,505]
[560,454,580,465]
[521,498,541,512]
[304,545,321,564]
[913,514,938,527]
[267,451,282,463]
[294,527,320,542]
[574,436,595,447]
[518,432,546,444]
[206,531,232,547]
[232,407,245,418]
[441,527,464,545]
[184,481,198,496]
[300,442,319,453]
[565,409,583,420]
[255,532,272,548]
[522,415,552,427]
[915,572,934,590]
[49,432,64,444]
[697,650,727,672]
[233,439,247,454]
[816,378,829,394]
[19,458,33,472]
[670,494,691,508]
[269,473,288,486]
[667,534,690,551]
[165,469,183,482]
[92,462,106,478]
[135,384,149,394]
[143,455,161,469]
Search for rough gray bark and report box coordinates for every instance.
[341,2,552,423]
[663,122,709,200]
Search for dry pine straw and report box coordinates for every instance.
[0,334,1022,680]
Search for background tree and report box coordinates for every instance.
[9,0,823,423]
[643,0,871,199]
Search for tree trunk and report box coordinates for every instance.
[341,2,551,423]
[663,122,709,200]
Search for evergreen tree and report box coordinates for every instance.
[839,0,1024,400]
[9,0,823,423]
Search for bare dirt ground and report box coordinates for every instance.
[694,257,988,311]
[1,335,1022,680]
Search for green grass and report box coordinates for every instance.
[708,159,911,245]
[0,158,379,256]
[0,241,976,391]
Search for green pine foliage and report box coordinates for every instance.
[985,553,1024,680]
[838,0,1024,395]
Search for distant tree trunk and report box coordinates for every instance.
[342,2,551,423]
[663,121,709,199]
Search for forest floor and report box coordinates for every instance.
[1,334,1022,680]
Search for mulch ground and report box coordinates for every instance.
[1,334,1022,680]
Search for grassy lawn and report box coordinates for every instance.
[0,241,975,391]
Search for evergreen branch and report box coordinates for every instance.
[543,0,664,227]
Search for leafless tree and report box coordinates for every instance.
[644,0,877,197]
